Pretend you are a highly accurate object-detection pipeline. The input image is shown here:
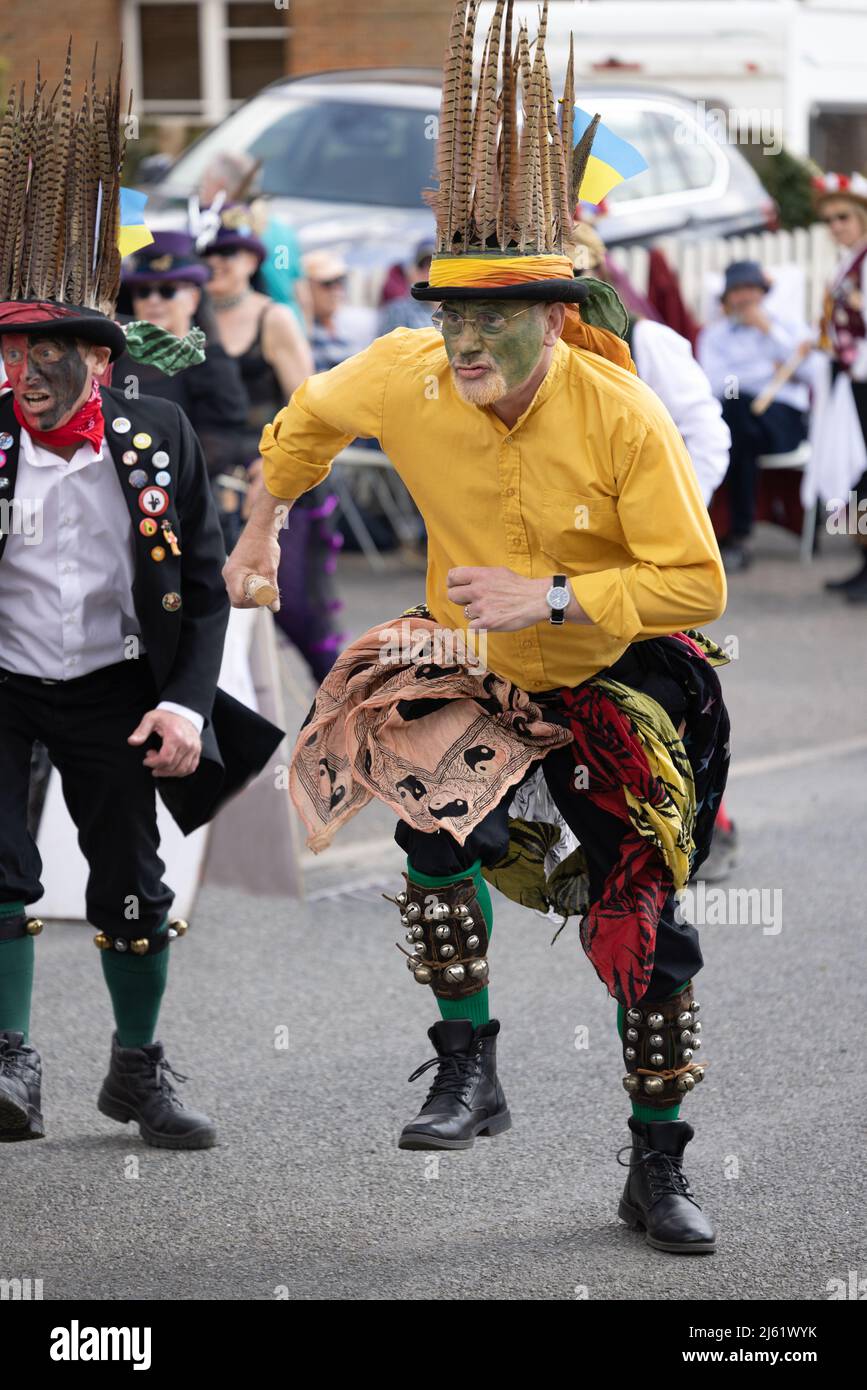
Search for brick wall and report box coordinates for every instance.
[288,0,455,77]
[0,2,123,97]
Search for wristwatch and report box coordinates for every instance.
[546,574,571,625]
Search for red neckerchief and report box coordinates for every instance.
[3,378,105,451]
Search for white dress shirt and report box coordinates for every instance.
[631,319,731,506]
[0,428,203,733]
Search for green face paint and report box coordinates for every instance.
[443,300,547,396]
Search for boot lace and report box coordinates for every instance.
[148,1057,189,1108]
[407,1051,479,1111]
[616,1145,695,1202]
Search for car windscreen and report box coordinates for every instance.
[161,94,437,209]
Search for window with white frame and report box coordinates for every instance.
[122,0,291,124]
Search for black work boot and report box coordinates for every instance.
[825,554,867,592]
[0,1030,44,1141]
[97,1033,216,1150]
[398,1018,511,1151]
[618,1117,716,1254]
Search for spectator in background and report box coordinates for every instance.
[197,152,312,330]
[698,261,811,573]
[377,241,437,334]
[201,212,345,682]
[115,231,250,551]
[303,251,378,373]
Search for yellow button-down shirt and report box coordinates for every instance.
[260,328,726,691]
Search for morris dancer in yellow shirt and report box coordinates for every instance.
[224,0,729,1255]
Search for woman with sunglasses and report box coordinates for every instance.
[805,173,867,602]
[201,210,349,681]
[117,232,249,550]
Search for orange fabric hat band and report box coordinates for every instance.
[428,254,576,288]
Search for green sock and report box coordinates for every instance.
[407,858,492,1029]
[100,922,169,1048]
[0,930,35,1042]
[618,978,693,1124]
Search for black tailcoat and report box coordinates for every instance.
[0,387,283,833]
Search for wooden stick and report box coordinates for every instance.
[750,340,813,417]
[244,574,279,607]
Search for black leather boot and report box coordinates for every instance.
[0,1030,44,1141]
[398,1019,511,1151]
[97,1033,216,1150]
[618,1117,716,1253]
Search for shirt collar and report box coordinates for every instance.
[19,427,105,472]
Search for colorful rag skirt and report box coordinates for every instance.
[289,608,731,1004]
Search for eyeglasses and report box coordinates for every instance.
[431,304,537,338]
[204,246,242,260]
[132,284,184,300]
[822,211,855,225]
[317,276,347,290]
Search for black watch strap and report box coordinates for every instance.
[549,573,567,625]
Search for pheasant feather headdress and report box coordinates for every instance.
[412,0,602,305]
[0,44,130,358]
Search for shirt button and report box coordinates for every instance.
[504,488,516,497]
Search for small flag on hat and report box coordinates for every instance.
[118,188,154,259]
[573,108,648,206]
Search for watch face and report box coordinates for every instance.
[547,585,570,610]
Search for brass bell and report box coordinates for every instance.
[93,932,112,950]
[432,903,451,922]
[412,926,424,940]
[169,918,188,937]
[444,964,466,985]
[405,933,415,944]
[414,966,433,984]
[676,1073,695,1092]
[649,1033,664,1047]
[680,1030,693,1045]
[681,1047,694,1062]
[691,1038,702,1050]
[412,944,426,957]
[677,1011,693,1027]
[404,903,421,923]
[691,1000,700,1013]
[130,939,150,956]
[434,924,451,940]
[624,1047,637,1061]
[692,1022,702,1035]
[622,1075,640,1094]
[692,1066,706,1083]
[457,912,474,928]
[399,913,410,929]
[647,1012,664,1028]
[644,1076,665,1094]
[626,1009,642,1025]
[25,918,44,936]
[626,1028,639,1042]
[468,959,488,981]
[439,944,456,959]
[396,890,408,907]
[649,1052,664,1067]
[406,956,419,971]
[465,934,480,950]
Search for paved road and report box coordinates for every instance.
[3,526,866,1300]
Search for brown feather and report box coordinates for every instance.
[455,0,479,251]
[496,0,516,247]
[572,110,601,205]
[561,34,575,213]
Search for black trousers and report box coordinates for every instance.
[395,645,703,1004]
[0,660,173,938]
[720,394,808,539]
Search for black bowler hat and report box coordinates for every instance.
[721,261,770,298]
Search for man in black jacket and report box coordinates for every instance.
[0,302,282,1149]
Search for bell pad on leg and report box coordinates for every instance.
[386,872,490,1000]
[621,982,706,1108]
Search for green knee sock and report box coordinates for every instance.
[406,858,492,1029]
[0,921,35,1042]
[618,978,693,1124]
[101,923,169,1048]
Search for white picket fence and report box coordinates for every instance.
[608,225,838,327]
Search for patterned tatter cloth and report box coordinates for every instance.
[290,608,730,1007]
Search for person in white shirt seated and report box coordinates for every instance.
[698,261,811,572]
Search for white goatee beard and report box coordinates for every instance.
[451,365,508,406]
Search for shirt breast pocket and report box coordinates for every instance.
[538,487,623,567]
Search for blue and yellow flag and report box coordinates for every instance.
[118,187,154,258]
[573,109,648,206]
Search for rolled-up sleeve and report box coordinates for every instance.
[260,330,404,500]
[570,408,727,642]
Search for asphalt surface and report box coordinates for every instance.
[3,526,866,1301]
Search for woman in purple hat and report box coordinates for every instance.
[201,208,347,682]
[117,231,250,549]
